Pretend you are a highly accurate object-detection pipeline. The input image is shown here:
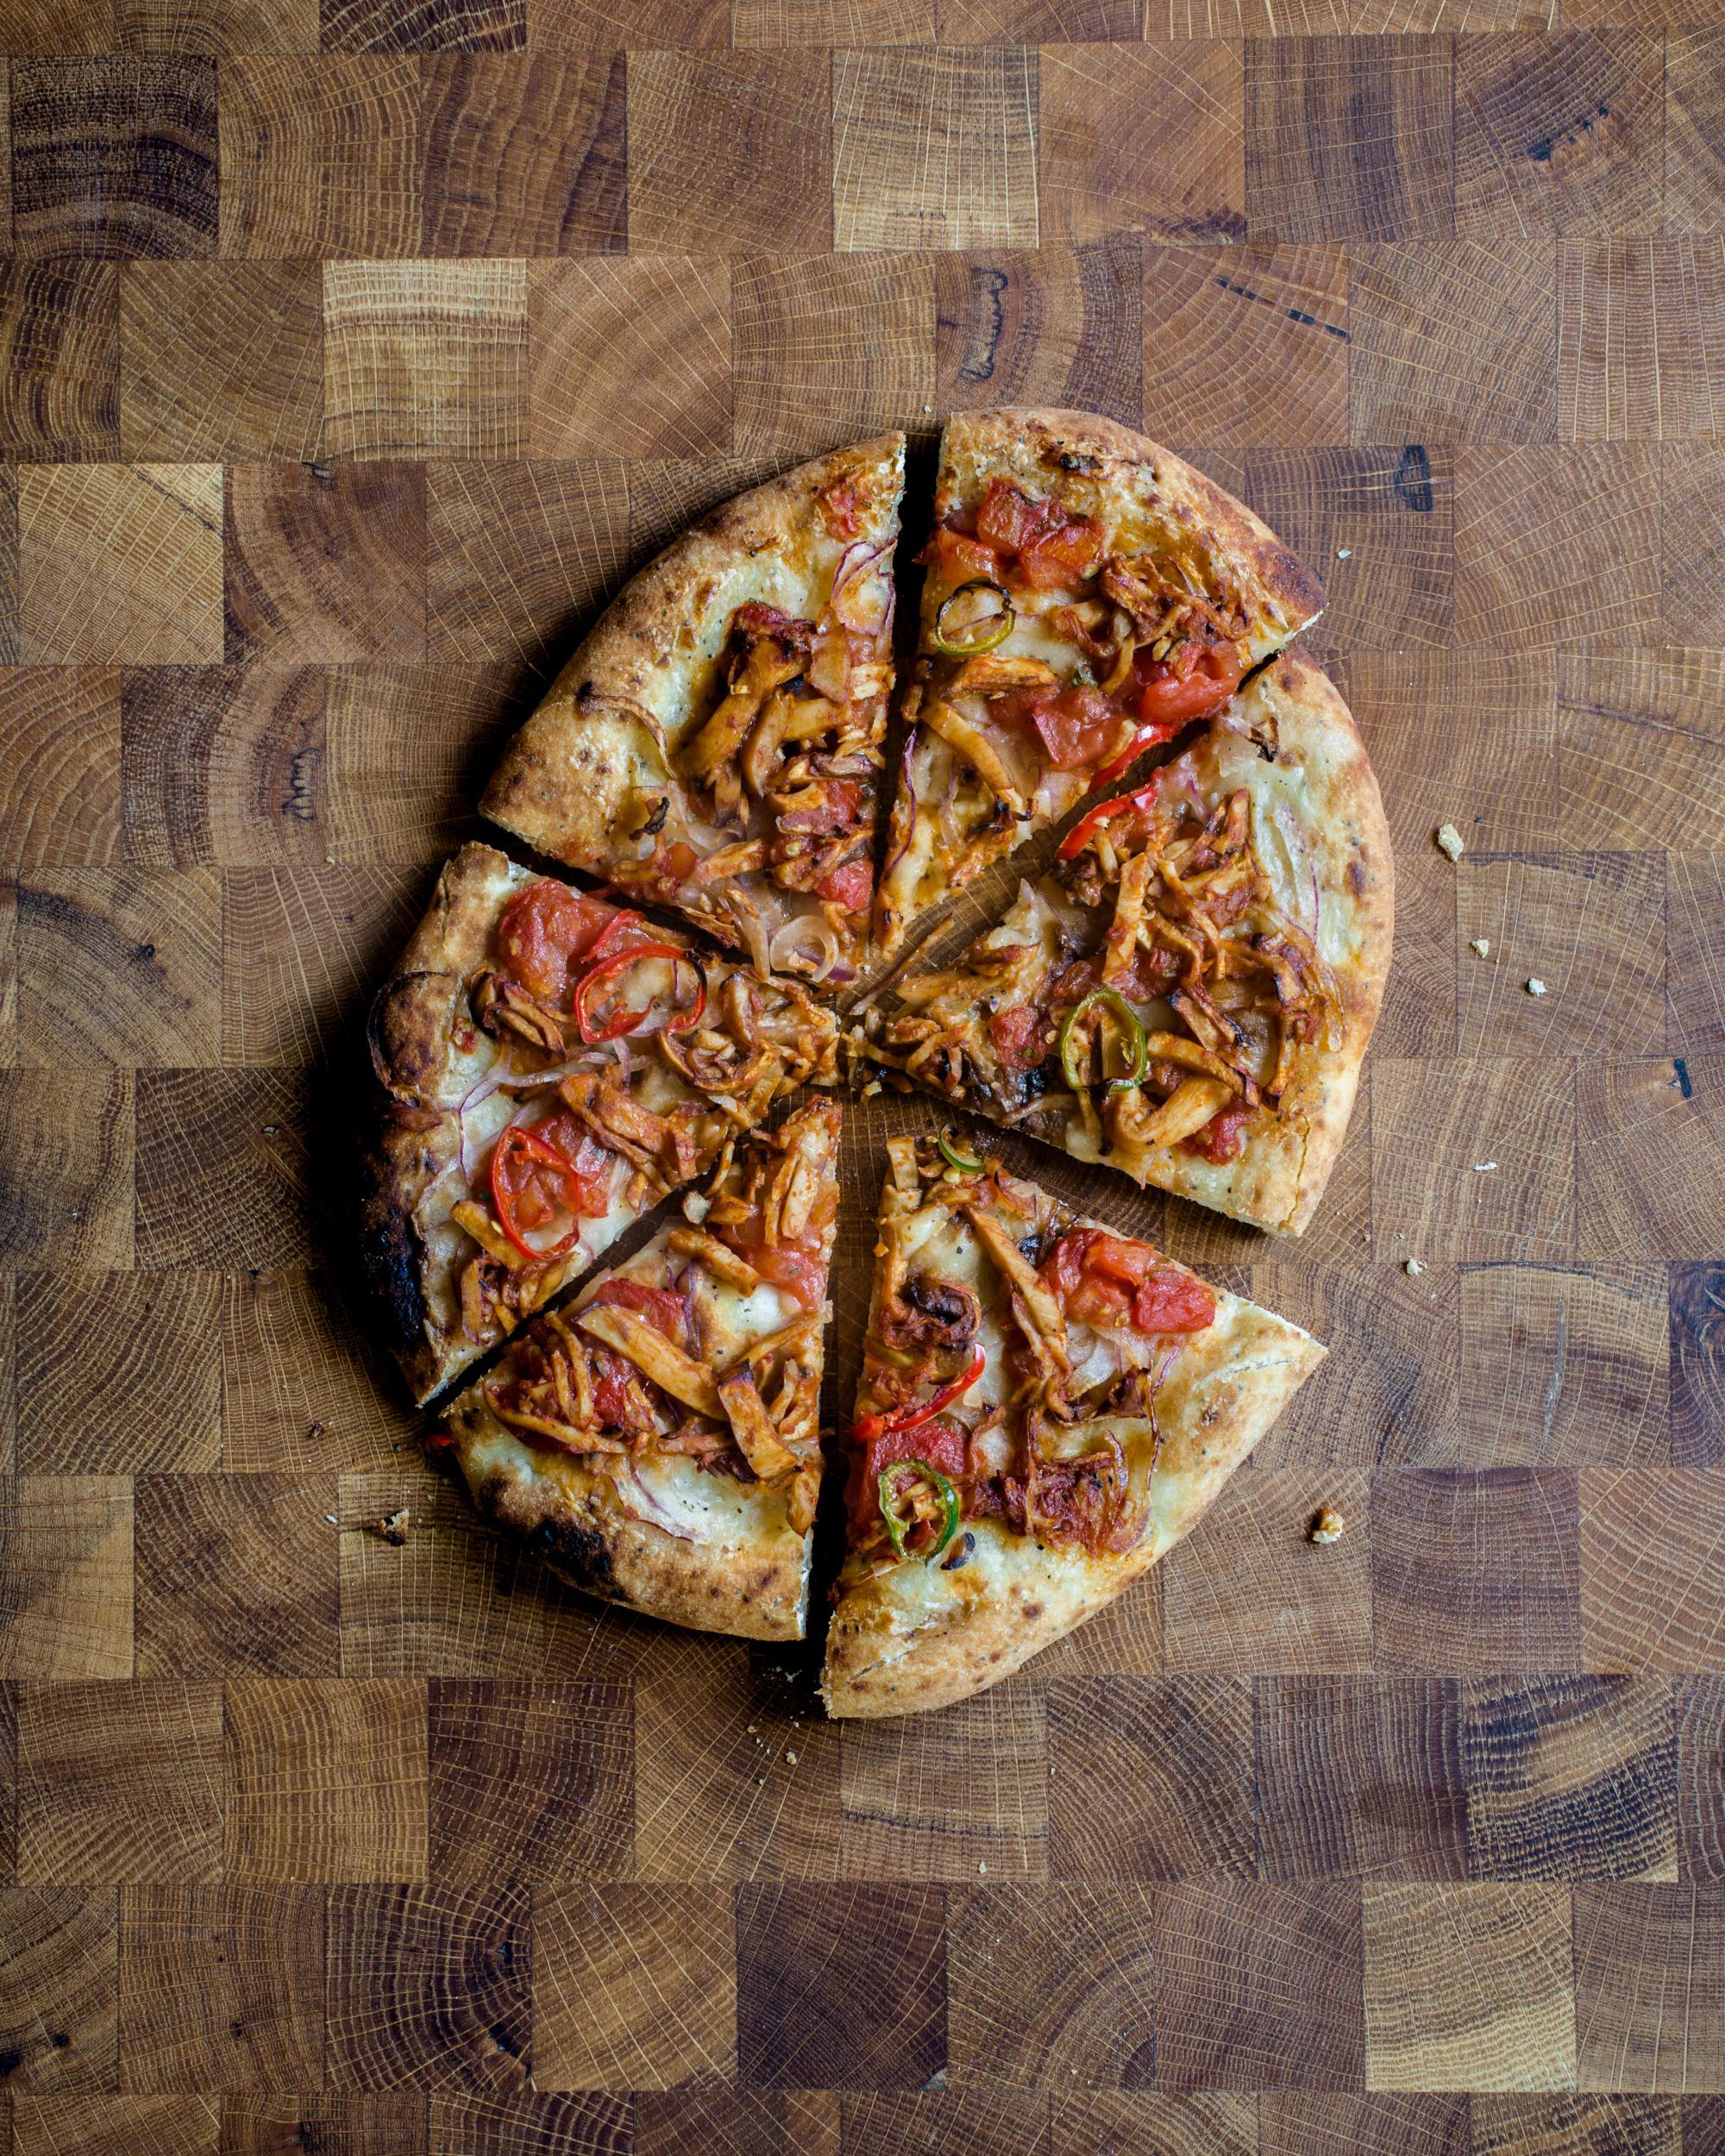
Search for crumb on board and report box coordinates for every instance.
[1308,1506,1346,1545]
[1435,823,1465,862]
[371,1508,411,1545]
[1404,1257,1425,1275]
[1473,1161,1498,1173]
[1527,977,1546,996]
[1471,938,1490,957]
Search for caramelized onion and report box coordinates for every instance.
[768,914,842,982]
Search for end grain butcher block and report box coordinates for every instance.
[3,9,1724,2153]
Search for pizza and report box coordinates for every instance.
[854,648,1391,1236]
[361,843,836,1405]
[875,409,1325,957]
[436,1100,840,1642]
[480,435,903,987]
[822,1133,1324,1715]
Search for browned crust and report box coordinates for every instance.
[938,407,1327,649]
[479,435,905,903]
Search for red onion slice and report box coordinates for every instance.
[831,538,892,636]
[880,726,919,884]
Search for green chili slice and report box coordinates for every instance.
[1058,987,1149,1095]
[932,579,1014,659]
[879,1459,961,1563]
[937,1131,985,1175]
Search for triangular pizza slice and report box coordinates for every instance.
[875,408,1324,957]
[854,649,1391,1238]
[361,843,836,1404]
[481,435,904,987]
[437,1100,840,1642]
[822,1131,1324,1715]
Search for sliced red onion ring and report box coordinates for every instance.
[1262,794,1321,934]
[880,726,919,884]
[768,913,842,981]
[831,538,892,636]
[618,1463,698,1541]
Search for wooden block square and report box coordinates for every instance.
[946,1883,1155,2089]
[12,2092,222,2156]
[1557,652,1725,853]
[1162,1466,1373,1675]
[629,51,830,253]
[19,464,222,666]
[633,1633,842,1881]
[224,463,424,664]
[221,865,424,1069]
[122,667,327,871]
[1264,2095,1470,2155]
[1246,1257,1461,1470]
[635,2088,793,2156]
[1055,2092,1257,2156]
[0,260,119,461]
[1373,1469,1581,1673]
[840,2090,1037,2156]
[1362,1881,1575,2090]
[526,259,731,461]
[14,866,221,1069]
[1457,442,1662,651]
[839,1677,1047,1883]
[1455,31,1663,240]
[1667,30,1725,235]
[1573,1883,1725,2090]
[16,1679,220,1886]
[1245,36,1452,242]
[834,47,1036,250]
[535,1883,734,2090]
[428,1677,632,1884]
[1558,239,1725,442]
[1664,439,1725,647]
[135,1069,314,1271]
[1349,241,1556,445]
[224,1677,428,1882]
[0,0,116,56]
[732,253,933,457]
[1242,446,1453,650]
[1465,1676,1677,1883]
[1038,42,1242,244]
[325,1883,529,2091]
[736,1882,944,2089]
[17,1273,219,1475]
[1582,1470,1725,1673]
[218,56,421,259]
[1156,1878,1364,2090]
[221,1272,418,1476]
[0,467,17,664]
[420,53,624,257]
[325,667,518,866]
[216,2094,426,2156]
[427,459,630,668]
[732,0,931,38]
[116,1885,323,2095]
[0,1478,132,1682]
[1679,1678,1725,1883]
[426,2090,626,2153]
[1371,1056,1576,1265]
[528,0,726,51]
[1672,1264,1725,1471]
[113,0,320,54]
[934,241,1141,429]
[323,259,526,461]
[1472,2096,1677,2156]
[10,59,216,260]
[1460,1263,1668,1467]
[1047,1676,1252,1882]
[134,1475,339,1679]
[1670,859,1725,1054]
[120,261,322,462]
[1256,1677,1468,1881]
[0,1889,117,2093]
[1141,244,1348,448]
[321,0,523,47]
[1577,1058,1725,1263]
[336,1469,645,1683]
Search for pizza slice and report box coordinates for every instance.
[875,408,1325,957]
[361,843,837,1405]
[823,1133,1323,1715]
[436,1100,840,1642]
[480,435,904,987]
[854,649,1391,1238]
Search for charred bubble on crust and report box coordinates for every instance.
[533,1514,618,1591]
[356,1159,429,1354]
[369,971,461,1105]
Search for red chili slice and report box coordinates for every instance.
[1057,776,1164,862]
[850,1343,986,1446]
[572,941,706,1044]
[489,1125,591,1263]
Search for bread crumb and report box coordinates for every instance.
[372,1508,411,1546]
[785,1751,798,1765]
[1435,823,1465,862]
[1471,937,1490,957]
[1308,1506,1346,1545]
[978,1860,988,1875]
[1336,547,1353,560]
[1473,1161,1498,1173]
[1527,977,1546,996]
[1404,1257,1425,1276]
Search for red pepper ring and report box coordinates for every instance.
[851,1343,987,1446]
[489,1124,589,1263]
[573,941,707,1045]
[583,907,647,965]
[1057,777,1163,862]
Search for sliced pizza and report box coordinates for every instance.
[875,408,1325,957]
[361,843,837,1405]
[822,1132,1324,1716]
[855,649,1391,1237]
[480,435,904,987]
[436,1100,840,1642]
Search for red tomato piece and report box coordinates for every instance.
[975,478,1058,556]
[814,858,873,912]
[747,1244,826,1311]
[1018,519,1102,591]
[988,1003,1050,1070]
[1182,1099,1253,1165]
[588,1343,640,1429]
[1039,1228,1215,1335]
[1134,642,1244,730]
[649,840,699,892]
[851,1413,969,1527]
[1027,684,1130,773]
[819,474,862,541]
[920,524,1005,586]
[586,1275,689,1344]
[529,1114,615,1219]
[493,879,613,1001]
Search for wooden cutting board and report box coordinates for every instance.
[3,9,1724,2153]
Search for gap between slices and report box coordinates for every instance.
[433,1100,841,1643]
[822,1132,1326,1715]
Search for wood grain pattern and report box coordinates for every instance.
[4,8,1725,2140]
